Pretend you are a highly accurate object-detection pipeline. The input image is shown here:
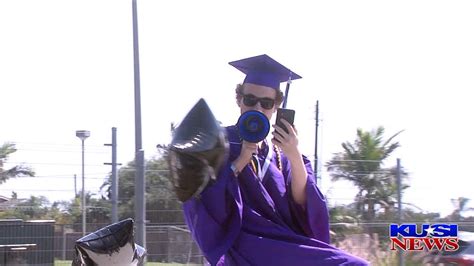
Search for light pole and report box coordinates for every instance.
[76,130,90,236]
[132,0,146,249]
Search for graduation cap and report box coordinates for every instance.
[229,54,302,108]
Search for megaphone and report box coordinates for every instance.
[236,110,270,143]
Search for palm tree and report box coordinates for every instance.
[449,197,474,221]
[326,126,407,222]
[0,142,35,185]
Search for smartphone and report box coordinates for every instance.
[276,108,295,133]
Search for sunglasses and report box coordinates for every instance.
[241,93,276,110]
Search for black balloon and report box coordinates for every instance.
[168,98,228,202]
[72,218,146,266]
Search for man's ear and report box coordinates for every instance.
[236,96,242,108]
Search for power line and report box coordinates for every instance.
[13,148,109,154]
[7,141,112,149]
[330,159,383,163]
[11,175,109,179]
[4,161,110,167]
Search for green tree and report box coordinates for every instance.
[0,195,78,224]
[101,148,183,225]
[0,195,49,220]
[48,200,74,224]
[326,126,408,222]
[449,197,474,221]
[0,142,35,184]
[64,191,112,232]
[329,203,363,243]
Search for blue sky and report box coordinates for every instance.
[1,0,474,217]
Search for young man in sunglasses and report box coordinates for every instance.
[182,54,368,266]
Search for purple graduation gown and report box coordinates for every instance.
[183,126,369,266]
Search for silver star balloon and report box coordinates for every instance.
[72,218,146,266]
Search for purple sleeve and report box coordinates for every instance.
[286,155,331,244]
[182,163,243,265]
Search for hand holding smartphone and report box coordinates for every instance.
[275,108,295,134]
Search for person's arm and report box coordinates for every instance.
[271,119,307,206]
[182,160,243,265]
[231,140,258,174]
[272,119,330,243]
[285,149,308,206]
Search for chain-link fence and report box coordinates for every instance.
[1,218,473,265]
[2,141,474,265]
[0,219,204,265]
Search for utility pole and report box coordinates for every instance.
[396,158,404,266]
[132,0,146,251]
[74,174,77,197]
[104,127,121,223]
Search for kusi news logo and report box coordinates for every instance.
[390,223,459,251]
